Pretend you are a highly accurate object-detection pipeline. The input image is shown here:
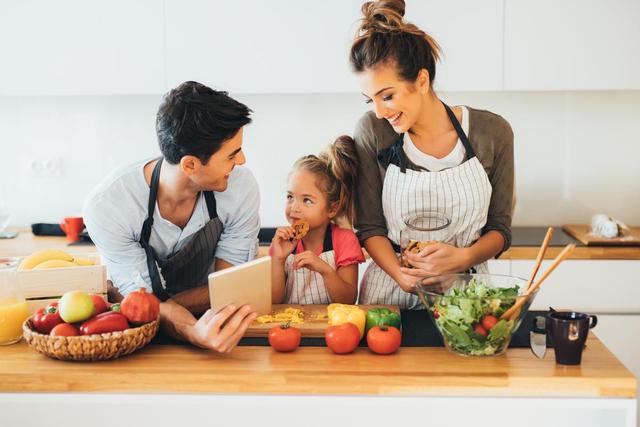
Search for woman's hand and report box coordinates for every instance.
[270,227,297,261]
[186,305,257,353]
[400,242,472,277]
[293,250,332,275]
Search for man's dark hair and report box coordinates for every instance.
[156,81,252,165]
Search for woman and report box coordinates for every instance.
[350,0,514,308]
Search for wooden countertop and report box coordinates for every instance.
[0,335,636,398]
[2,228,640,260]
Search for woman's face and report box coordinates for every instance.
[357,63,429,134]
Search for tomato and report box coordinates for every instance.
[90,294,109,315]
[268,324,301,352]
[50,323,80,337]
[121,288,160,325]
[366,326,401,355]
[32,302,62,334]
[481,315,498,331]
[473,324,488,337]
[432,309,440,319]
[80,312,129,335]
[325,322,360,354]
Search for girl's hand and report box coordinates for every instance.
[401,242,472,277]
[293,250,332,275]
[271,227,297,261]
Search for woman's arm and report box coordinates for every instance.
[364,235,418,293]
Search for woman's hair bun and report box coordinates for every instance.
[360,0,406,33]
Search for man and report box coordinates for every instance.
[83,81,260,353]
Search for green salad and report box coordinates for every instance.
[430,279,520,356]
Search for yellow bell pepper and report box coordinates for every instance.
[327,303,366,339]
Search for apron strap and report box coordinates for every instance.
[140,158,171,301]
[203,190,218,220]
[442,102,476,160]
[322,224,334,253]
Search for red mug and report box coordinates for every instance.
[60,217,84,243]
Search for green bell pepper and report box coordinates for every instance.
[365,308,401,334]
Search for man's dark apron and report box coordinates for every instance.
[139,158,223,302]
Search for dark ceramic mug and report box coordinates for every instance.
[548,311,598,365]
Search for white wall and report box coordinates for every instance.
[0,90,639,228]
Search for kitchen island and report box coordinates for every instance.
[0,334,636,427]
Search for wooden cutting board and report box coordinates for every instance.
[246,304,400,338]
[562,224,640,246]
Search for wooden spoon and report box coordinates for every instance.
[525,227,554,293]
[500,243,576,321]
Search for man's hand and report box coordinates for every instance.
[186,305,258,353]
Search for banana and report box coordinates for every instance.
[72,257,95,266]
[33,259,77,269]
[18,249,74,270]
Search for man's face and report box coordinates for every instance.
[186,127,246,192]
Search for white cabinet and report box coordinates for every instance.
[504,0,640,90]
[0,0,165,95]
[164,0,361,94]
[412,0,504,91]
[511,260,640,313]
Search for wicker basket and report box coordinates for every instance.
[22,317,160,362]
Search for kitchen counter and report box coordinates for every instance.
[0,335,636,426]
[3,227,640,260]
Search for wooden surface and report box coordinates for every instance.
[3,228,640,260]
[563,224,640,246]
[0,335,635,398]
[247,304,399,337]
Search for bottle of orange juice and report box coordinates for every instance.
[0,269,29,345]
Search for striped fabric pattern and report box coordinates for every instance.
[283,251,335,304]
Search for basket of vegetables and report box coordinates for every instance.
[23,288,160,361]
[415,274,537,357]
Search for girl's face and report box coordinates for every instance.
[285,169,337,230]
[357,63,429,134]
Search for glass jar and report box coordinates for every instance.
[399,213,452,268]
[0,269,29,345]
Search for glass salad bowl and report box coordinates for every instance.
[414,273,537,357]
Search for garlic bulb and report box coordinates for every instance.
[590,214,619,238]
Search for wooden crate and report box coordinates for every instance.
[17,253,107,314]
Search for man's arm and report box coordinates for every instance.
[168,257,234,314]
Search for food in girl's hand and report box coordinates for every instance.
[268,323,302,352]
[32,302,63,334]
[430,279,519,356]
[58,290,95,323]
[79,312,129,335]
[327,303,366,339]
[401,240,435,268]
[367,325,401,355]
[120,288,160,325]
[365,307,401,334]
[291,220,309,240]
[256,307,304,324]
[325,322,360,354]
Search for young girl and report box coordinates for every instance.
[270,136,365,305]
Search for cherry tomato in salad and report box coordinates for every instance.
[481,315,498,331]
[473,324,488,337]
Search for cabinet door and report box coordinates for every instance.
[504,0,640,90]
[411,0,504,91]
[593,315,640,379]
[0,0,165,95]
[165,0,361,94]
[511,260,640,312]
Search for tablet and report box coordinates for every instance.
[208,256,272,315]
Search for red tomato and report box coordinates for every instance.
[325,322,360,354]
[481,315,498,331]
[367,326,401,355]
[50,323,80,337]
[432,309,440,319]
[473,324,488,337]
[90,294,109,315]
[32,302,62,334]
[268,324,301,352]
[80,312,129,335]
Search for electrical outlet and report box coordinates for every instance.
[26,157,63,178]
